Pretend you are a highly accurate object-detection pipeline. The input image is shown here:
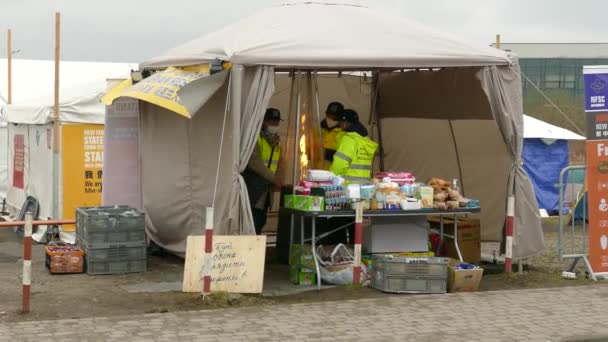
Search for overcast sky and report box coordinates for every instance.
[0,0,605,63]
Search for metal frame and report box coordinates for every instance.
[557,165,608,280]
[287,208,480,290]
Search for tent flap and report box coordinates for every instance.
[140,83,233,255]
[178,69,230,116]
[480,65,545,259]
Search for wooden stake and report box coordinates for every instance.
[495,34,501,49]
[53,13,60,153]
[7,29,12,104]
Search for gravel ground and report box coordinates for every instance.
[482,224,589,274]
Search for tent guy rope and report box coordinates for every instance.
[519,70,585,136]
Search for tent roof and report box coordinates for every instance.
[0,59,136,124]
[523,115,585,140]
[143,1,514,69]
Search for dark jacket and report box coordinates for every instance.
[345,122,369,137]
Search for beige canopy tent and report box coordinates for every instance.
[106,1,544,259]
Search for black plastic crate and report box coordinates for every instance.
[86,258,146,275]
[76,206,145,245]
[76,230,146,249]
[85,245,147,261]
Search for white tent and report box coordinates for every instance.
[0,59,137,124]
[523,115,585,141]
[106,1,544,259]
[0,59,135,224]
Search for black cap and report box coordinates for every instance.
[326,102,344,116]
[264,108,282,121]
[338,109,359,123]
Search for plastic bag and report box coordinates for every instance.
[315,244,369,285]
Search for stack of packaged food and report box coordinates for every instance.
[284,170,479,212]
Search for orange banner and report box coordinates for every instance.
[62,124,104,231]
[585,140,608,273]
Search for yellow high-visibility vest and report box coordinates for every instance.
[330,132,378,183]
[322,126,344,152]
[257,135,280,173]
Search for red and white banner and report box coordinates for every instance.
[12,134,25,189]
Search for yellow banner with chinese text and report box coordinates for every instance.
[62,124,104,231]
[101,65,211,118]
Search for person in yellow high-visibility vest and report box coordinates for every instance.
[244,108,282,234]
[321,102,345,169]
[330,109,378,184]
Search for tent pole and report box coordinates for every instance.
[292,71,302,191]
[53,12,60,153]
[448,120,465,196]
[313,71,323,169]
[371,72,385,171]
[52,12,61,220]
[7,29,12,104]
[305,71,314,167]
[283,71,297,186]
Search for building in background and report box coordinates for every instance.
[494,43,608,161]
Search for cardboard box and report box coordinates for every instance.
[289,268,316,285]
[290,245,316,269]
[428,217,481,264]
[363,216,429,253]
[419,186,434,208]
[289,244,317,285]
[447,258,484,293]
[284,195,325,212]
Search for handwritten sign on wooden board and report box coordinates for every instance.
[182,235,266,293]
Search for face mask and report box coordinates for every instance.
[266,126,279,135]
[326,118,338,128]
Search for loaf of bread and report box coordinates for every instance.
[446,200,460,209]
[433,192,448,202]
[427,177,451,191]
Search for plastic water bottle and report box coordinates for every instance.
[452,179,460,193]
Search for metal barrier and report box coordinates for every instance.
[557,165,597,280]
[0,213,76,313]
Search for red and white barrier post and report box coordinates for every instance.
[353,202,363,284]
[505,195,515,273]
[22,212,33,313]
[203,207,214,295]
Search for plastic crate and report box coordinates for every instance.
[76,206,145,247]
[371,273,447,294]
[85,245,147,261]
[370,255,449,294]
[77,230,146,249]
[86,258,146,275]
[76,205,130,236]
[372,255,449,278]
[45,246,85,274]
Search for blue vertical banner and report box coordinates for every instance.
[584,67,608,112]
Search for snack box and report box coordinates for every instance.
[284,195,325,212]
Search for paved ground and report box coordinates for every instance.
[1,285,607,342]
